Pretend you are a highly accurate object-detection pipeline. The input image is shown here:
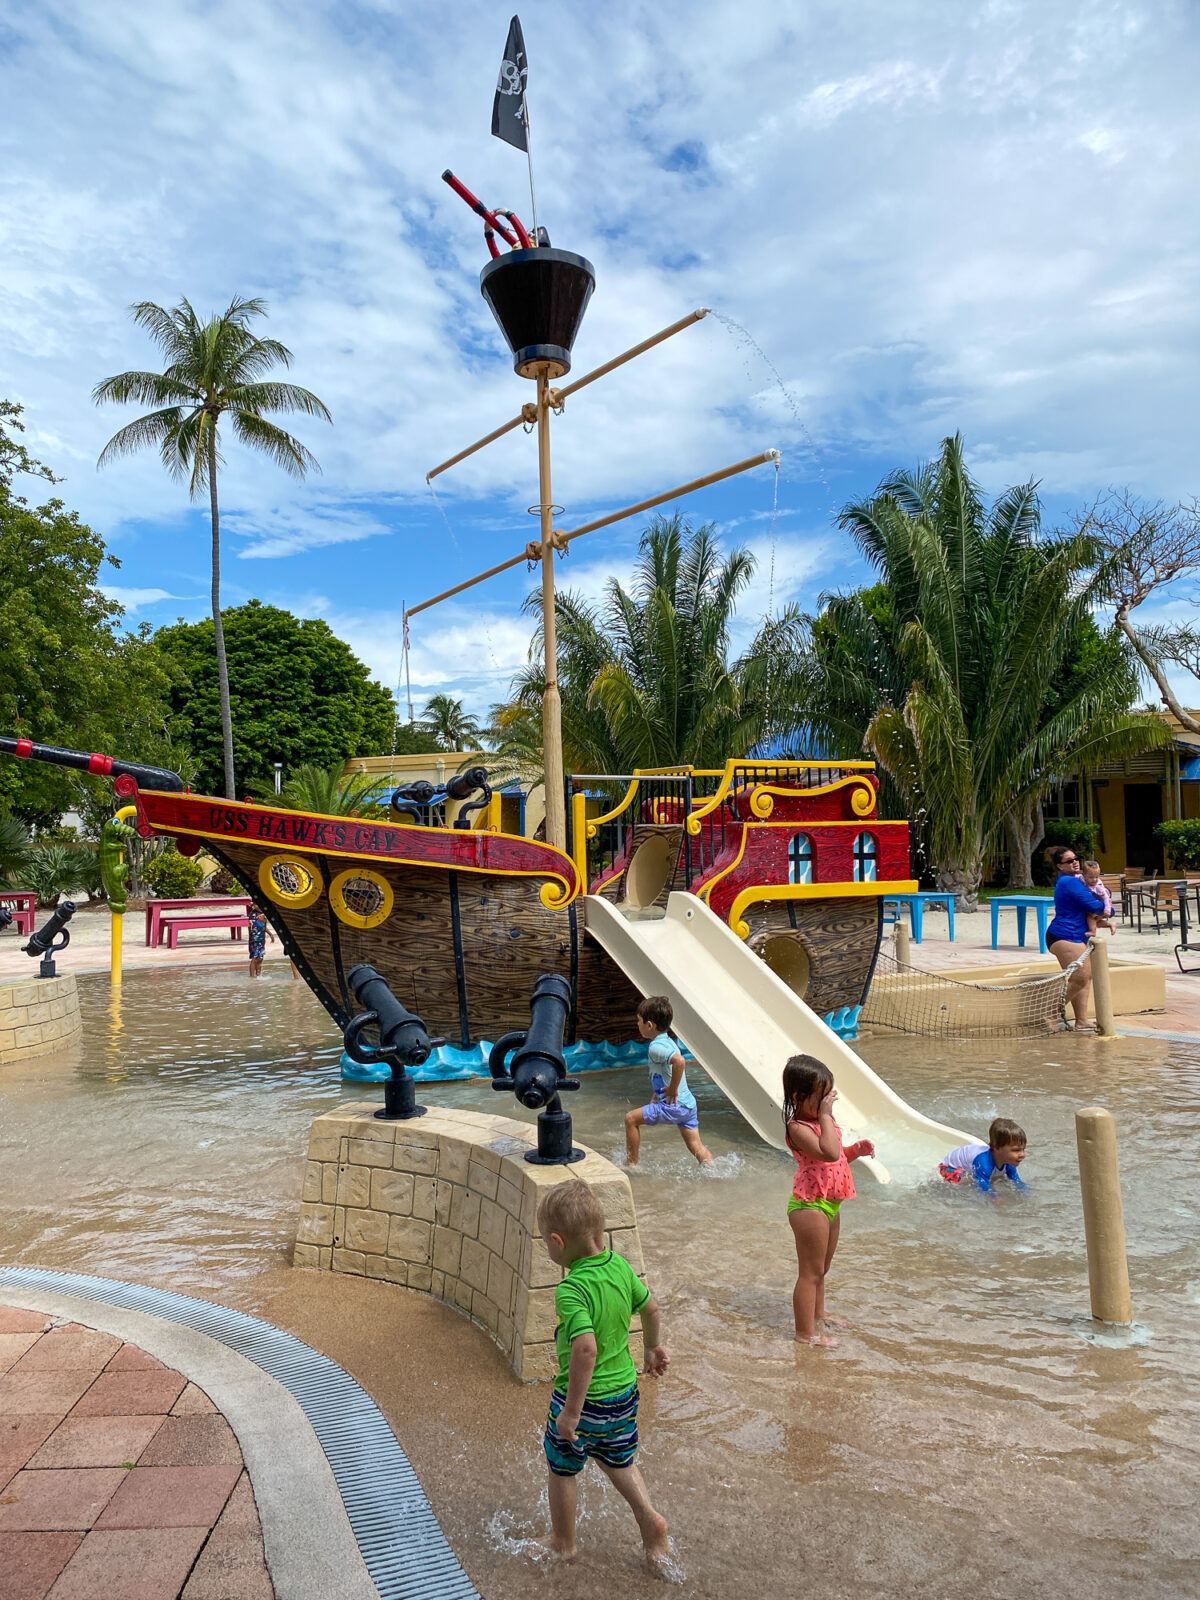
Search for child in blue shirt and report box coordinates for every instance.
[624,995,712,1166]
[938,1118,1028,1192]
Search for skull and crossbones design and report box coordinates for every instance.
[496,56,526,97]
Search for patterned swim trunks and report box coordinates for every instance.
[543,1384,640,1476]
[938,1162,965,1184]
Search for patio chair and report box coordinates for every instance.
[1149,880,1182,933]
[1101,873,1125,919]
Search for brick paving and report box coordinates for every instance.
[0,1307,273,1600]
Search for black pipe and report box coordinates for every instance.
[489,973,583,1164]
[343,963,438,1120]
[0,735,185,793]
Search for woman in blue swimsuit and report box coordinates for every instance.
[1045,845,1108,1030]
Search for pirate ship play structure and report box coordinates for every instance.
[4,139,982,1169]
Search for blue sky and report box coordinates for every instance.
[3,0,1198,721]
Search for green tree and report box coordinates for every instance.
[420,694,483,752]
[0,403,180,827]
[94,297,331,799]
[787,435,1164,905]
[490,513,787,780]
[276,762,387,816]
[155,601,395,796]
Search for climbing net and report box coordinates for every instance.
[859,940,1088,1039]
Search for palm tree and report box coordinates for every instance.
[0,815,31,884]
[785,435,1165,904]
[276,762,386,817]
[420,694,483,752]
[490,513,795,781]
[94,297,331,799]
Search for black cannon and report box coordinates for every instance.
[342,964,440,1120]
[389,779,437,822]
[489,973,583,1165]
[23,900,76,978]
[445,765,492,829]
[0,905,12,933]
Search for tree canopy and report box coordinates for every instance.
[783,434,1164,901]
[154,600,396,795]
[490,513,788,780]
[0,401,178,826]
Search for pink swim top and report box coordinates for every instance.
[788,1118,856,1203]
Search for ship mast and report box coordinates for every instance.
[419,282,777,853]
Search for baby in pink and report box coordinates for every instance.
[1081,861,1114,934]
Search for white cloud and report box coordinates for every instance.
[100,585,183,611]
[1,0,1197,685]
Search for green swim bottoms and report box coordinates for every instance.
[787,1197,842,1219]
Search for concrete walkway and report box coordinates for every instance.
[888,902,1200,1035]
[0,1308,272,1600]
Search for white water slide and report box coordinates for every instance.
[585,892,969,1183]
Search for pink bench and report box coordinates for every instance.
[0,894,36,936]
[162,914,250,949]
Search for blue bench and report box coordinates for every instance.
[989,894,1051,954]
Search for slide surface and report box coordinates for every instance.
[585,892,969,1182]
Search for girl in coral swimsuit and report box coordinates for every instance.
[783,1055,875,1347]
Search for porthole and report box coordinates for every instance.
[329,867,394,930]
[258,853,324,909]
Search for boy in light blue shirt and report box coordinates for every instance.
[624,995,712,1166]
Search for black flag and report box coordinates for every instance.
[491,15,529,152]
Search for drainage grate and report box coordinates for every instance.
[0,1266,479,1600]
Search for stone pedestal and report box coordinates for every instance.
[294,1102,644,1381]
[0,975,82,1063]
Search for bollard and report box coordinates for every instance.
[1089,936,1116,1037]
[1075,1106,1132,1324]
[894,919,910,965]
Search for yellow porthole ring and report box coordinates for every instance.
[258,853,324,910]
[329,867,394,930]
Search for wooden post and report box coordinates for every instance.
[1075,1106,1132,1324]
[536,371,566,853]
[894,919,910,965]
[1089,935,1115,1037]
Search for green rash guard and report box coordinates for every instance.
[553,1250,650,1397]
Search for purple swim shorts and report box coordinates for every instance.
[641,1100,700,1130]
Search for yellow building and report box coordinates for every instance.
[1055,711,1200,872]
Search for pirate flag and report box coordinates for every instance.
[491,15,529,152]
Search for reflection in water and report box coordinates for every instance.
[1,968,1198,1597]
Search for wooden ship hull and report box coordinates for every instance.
[0,742,914,1053]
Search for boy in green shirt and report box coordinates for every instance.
[537,1179,671,1571]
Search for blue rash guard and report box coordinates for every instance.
[1046,874,1106,946]
[970,1146,1027,1193]
[941,1140,1027,1192]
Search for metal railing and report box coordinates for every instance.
[567,758,879,894]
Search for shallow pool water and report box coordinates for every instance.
[2,967,1198,1597]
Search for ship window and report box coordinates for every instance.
[258,853,323,910]
[852,831,878,882]
[787,833,813,885]
[330,866,394,930]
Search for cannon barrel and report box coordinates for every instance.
[0,736,185,793]
[488,974,583,1166]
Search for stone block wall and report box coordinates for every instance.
[0,976,82,1063]
[294,1102,644,1381]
